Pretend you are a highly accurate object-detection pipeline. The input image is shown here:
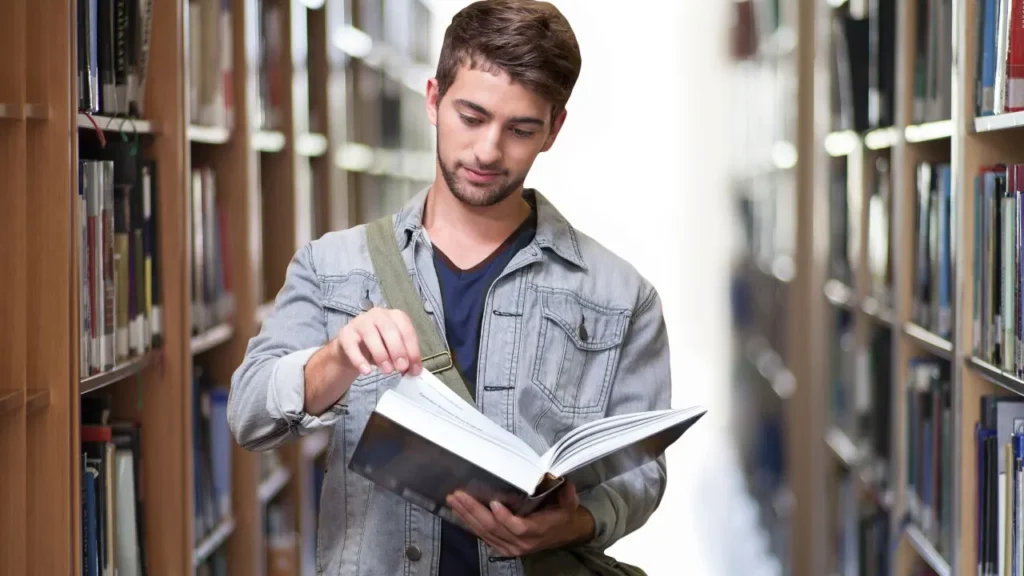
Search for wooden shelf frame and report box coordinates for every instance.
[0,0,438,574]
[773,0,1024,574]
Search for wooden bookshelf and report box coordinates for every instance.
[0,0,436,574]
[731,0,1024,574]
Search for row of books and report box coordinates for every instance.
[827,312,893,476]
[193,364,232,546]
[867,155,895,309]
[975,0,1024,117]
[77,0,155,117]
[905,356,953,560]
[265,500,298,576]
[257,0,286,132]
[833,474,891,576]
[188,0,233,129]
[80,396,147,576]
[976,393,1024,576]
[188,166,235,335]
[828,0,896,133]
[912,0,954,125]
[828,158,853,287]
[77,143,163,379]
[972,164,1024,372]
[824,151,895,313]
[913,162,953,341]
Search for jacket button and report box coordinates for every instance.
[405,545,422,561]
[423,300,433,314]
[359,298,373,312]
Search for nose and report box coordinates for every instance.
[473,126,503,168]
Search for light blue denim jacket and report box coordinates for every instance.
[228,188,672,575]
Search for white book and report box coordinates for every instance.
[349,371,705,517]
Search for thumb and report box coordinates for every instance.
[559,481,578,509]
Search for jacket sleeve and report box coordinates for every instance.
[575,285,672,551]
[227,243,346,452]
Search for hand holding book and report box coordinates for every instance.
[446,481,595,557]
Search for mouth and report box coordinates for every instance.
[462,166,503,184]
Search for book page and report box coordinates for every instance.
[541,410,673,469]
[374,391,544,493]
[543,411,678,470]
[390,372,539,462]
[547,406,706,479]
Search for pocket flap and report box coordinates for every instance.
[321,272,385,316]
[539,291,628,351]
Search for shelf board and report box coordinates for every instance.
[967,356,1024,396]
[192,517,236,567]
[825,426,864,469]
[904,524,950,576]
[190,323,234,355]
[77,113,153,134]
[974,110,1024,133]
[187,124,231,144]
[0,390,21,416]
[79,351,154,395]
[824,279,855,309]
[745,336,796,400]
[904,119,952,143]
[296,132,328,157]
[258,467,292,504]
[824,130,859,157]
[863,126,901,149]
[302,430,330,460]
[25,390,50,414]
[902,323,953,359]
[860,296,896,326]
[253,130,286,152]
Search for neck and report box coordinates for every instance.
[422,180,531,248]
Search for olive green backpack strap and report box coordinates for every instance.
[364,216,474,405]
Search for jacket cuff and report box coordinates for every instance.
[266,346,346,433]
[576,485,624,551]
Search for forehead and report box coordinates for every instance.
[445,64,551,120]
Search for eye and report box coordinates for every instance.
[460,114,482,126]
[512,128,535,138]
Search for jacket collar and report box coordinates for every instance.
[393,185,587,270]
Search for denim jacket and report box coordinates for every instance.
[228,188,672,575]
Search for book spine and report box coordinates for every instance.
[1007,0,1024,111]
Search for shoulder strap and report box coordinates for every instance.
[365,216,475,405]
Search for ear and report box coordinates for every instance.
[425,78,441,127]
[540,108,567,153]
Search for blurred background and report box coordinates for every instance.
[4,0,1000,574]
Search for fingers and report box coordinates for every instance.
[558,481,579,510]
[370,312,409,373]
[448,492,523,555]
[337,329,372,376]
[489,501,531,538]
[337,308,422,376]
[355,319,394,373]
[390,310,422,374]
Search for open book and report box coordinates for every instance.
[348,371,706,516]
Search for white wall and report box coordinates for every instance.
[426,2,733,573]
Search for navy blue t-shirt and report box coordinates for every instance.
[434,209,537,575]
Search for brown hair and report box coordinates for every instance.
[434,0,582,121]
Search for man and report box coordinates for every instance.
[227,1,671,574]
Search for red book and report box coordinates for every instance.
[1006,0,1024,110]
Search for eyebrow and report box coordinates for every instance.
[455,98,545,126]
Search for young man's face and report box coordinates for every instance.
[426,63,565,208]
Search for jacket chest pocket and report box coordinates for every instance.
[528,287,629,415]
[321,272,392,389]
